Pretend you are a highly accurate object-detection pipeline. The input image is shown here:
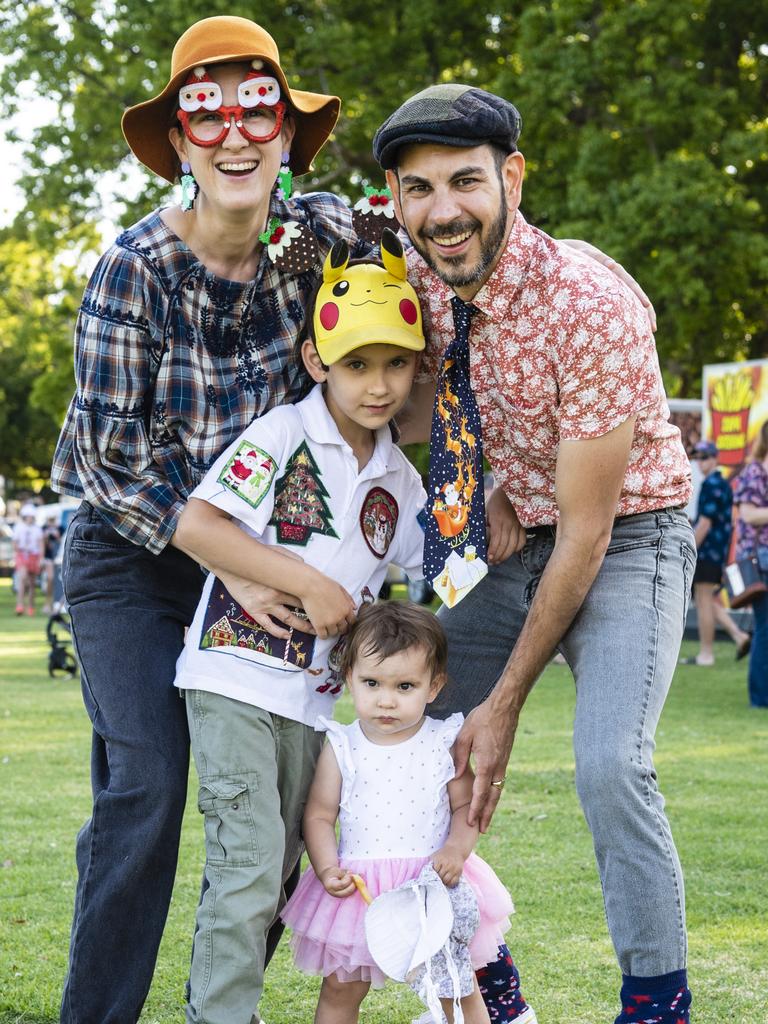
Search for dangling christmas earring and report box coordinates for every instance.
[276,151,293,201]
[180,161,198,212]
[259,150,320,273]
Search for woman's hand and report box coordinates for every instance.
[486,486,526,564]
[217,570,313,640]
[559,238,657,332]
[432,843,466,888]
[319,865,356,898]
[218,556,356,640]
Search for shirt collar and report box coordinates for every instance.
[469,212,537,321]
[298,384,396,472]
[412,212,538,324]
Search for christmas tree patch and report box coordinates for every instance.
[269,441,339,545]
[219,443,277,509]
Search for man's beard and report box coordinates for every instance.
[410,193,508,290]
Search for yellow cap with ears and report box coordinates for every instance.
[313,228,425,365]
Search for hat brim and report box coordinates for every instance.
[364,882,453,982]
[377,130,505,170]
[317,326,425,366]
[122,52,339,183]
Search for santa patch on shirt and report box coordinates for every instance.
[219,443,277,509]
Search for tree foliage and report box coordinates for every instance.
[502,0,768,392]
[0,0,766,486]
[0,224,95,486]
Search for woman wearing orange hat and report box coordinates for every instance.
[50,16,368,1023]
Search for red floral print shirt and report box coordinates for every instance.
[412,214,692,527]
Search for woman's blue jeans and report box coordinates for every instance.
[432,508,696,978]
[748,588,768,707]
[60,502,204,1024]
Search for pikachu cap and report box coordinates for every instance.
[313,227,425,365]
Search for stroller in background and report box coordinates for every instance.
[46,608,78,679]
[45,537,78,679]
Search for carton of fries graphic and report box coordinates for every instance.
[709,372,755,465]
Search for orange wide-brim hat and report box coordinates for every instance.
[121,16,340,183]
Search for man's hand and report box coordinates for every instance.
[432,843,466,888]
[453,696,519,833]
[486,486,526,564]
[319,866,356,898]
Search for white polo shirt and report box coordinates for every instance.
[174,384,426,727]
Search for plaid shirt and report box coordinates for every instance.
[51,191,368,553]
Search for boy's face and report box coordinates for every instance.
[304,341,418,440]
[347,644,440,744]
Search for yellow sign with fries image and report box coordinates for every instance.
[703,359,768,472]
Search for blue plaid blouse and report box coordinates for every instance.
[51,191,367,553]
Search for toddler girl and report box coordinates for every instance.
[281,602,524,1024]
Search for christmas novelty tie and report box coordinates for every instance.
[423,297,488,608]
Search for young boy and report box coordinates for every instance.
[172,229,429,1024]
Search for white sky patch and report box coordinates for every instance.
[0,77,58,226]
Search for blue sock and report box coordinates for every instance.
[615,969,691,1024]
[476,945,530,1020]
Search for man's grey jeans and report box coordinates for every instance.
[433,508,696,977]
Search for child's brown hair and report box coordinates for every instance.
[339,602,447,686]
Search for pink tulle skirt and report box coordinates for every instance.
[281,853,513,987]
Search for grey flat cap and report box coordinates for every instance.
[373,84,522,170]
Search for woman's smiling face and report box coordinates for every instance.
[169,61,294,218]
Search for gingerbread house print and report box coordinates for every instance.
[255,636,272,656]
[204,616,235,648]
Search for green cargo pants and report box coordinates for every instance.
[184,689,323,1024]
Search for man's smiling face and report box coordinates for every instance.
[386,143,524,300]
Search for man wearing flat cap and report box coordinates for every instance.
[376,85,695,1023]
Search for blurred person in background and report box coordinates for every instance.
[12,504,44,616]
[733,420,768,708]
[41,516,62,614]
[680,441,751,667]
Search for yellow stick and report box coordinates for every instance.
[351,873,373,905]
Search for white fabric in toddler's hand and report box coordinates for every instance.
[364,866,453,981]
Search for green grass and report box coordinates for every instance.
[1,577,766,1023]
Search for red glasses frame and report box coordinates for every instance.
[177,100,286,148]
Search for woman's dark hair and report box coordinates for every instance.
[339,601,447,686]
[751,420,768,463]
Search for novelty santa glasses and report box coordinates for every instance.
[176,64,286,147]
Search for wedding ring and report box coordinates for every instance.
[490,778,506,788]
